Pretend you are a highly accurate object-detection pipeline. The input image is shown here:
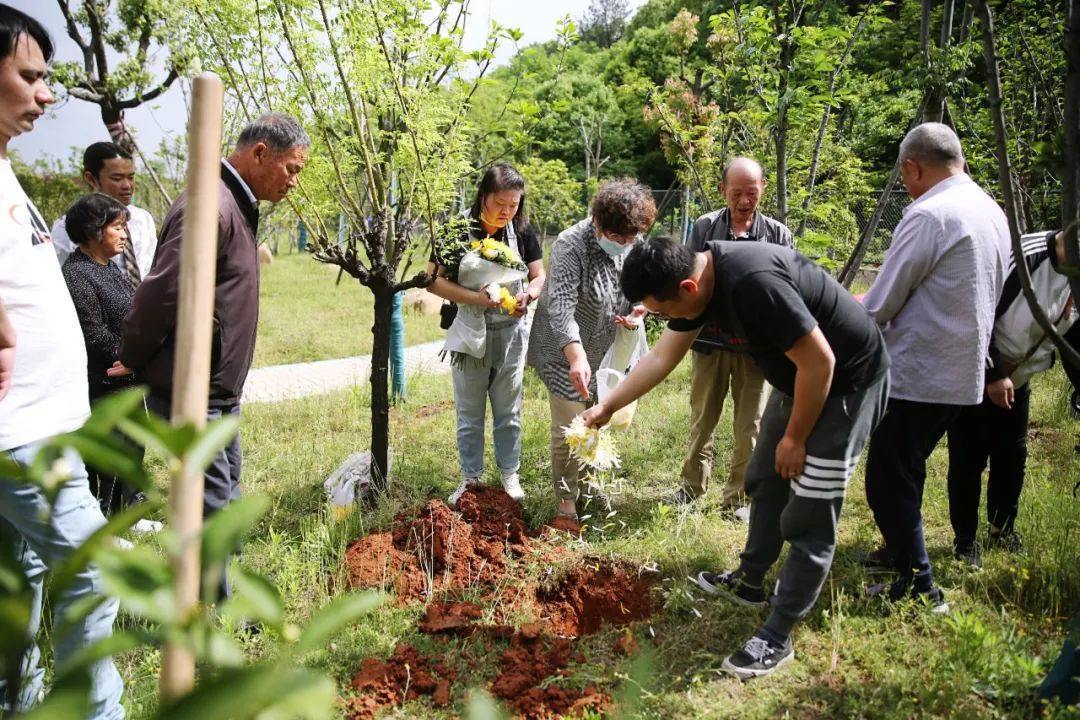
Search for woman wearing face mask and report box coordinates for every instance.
[527,178,656,520]
[427,164,546,507]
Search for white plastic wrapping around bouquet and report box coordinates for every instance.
[596,321,649,430]
[443,252,528,359]
[323,450,393,519]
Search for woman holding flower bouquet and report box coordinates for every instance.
[427,164,546,507]
[527,178,656,520]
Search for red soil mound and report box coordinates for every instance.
[490,624,607,719]
[344,644,454,720]
[538,560,657,637]
[342,490,530,604]
[340,490,657,718]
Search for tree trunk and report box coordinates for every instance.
[1065,0,1080,232]
[922,0,946,122]
[368,279,394,494]
[774,33,793,225]
[975,0,1080,370]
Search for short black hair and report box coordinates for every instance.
[621,236,695,303]
[83,142,133,178]
[0,5,53,62]
[65,192,130,245]
[470,163,529,235]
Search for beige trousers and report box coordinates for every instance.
[549,393,587,502]
[679,349,769,505]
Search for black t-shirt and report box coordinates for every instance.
[430,217,543,266]
[668,242,889,396]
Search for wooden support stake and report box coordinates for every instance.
[159,73,224,703]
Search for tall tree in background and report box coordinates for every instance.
[179,0,514,491]
[578,0,630,48]
[52,0,185,203]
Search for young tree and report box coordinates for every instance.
[519,158,583,239]
[178,0,514,491]
[578,0,630,49]
[51,0,187,203]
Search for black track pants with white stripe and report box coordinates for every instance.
[737,371,890,640]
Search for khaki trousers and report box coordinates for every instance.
[549,393,587,502]
[679,349,769,505]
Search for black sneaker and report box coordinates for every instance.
[859,545,896,571]
[721,633,795,679]
[953,542,982,570]
[866,580,949,614]
[696,570,768,608]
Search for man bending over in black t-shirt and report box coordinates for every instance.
[582,237,891,679]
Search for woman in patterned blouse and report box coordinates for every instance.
[61,193,147,517]
[527,178,656,520]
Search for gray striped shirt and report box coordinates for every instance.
[527,218,632,401]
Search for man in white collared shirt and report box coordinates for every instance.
[51,142,157,283]
[861,122,1010,610]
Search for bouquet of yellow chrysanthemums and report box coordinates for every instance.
[437,229,530,361]
[562,416,621,471]
[435,234,527,315]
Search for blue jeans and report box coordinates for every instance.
[0,442,124,719]
[451,320,527,478]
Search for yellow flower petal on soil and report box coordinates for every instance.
[562,415,620,471]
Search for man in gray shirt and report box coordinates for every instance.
[671,157,794,518]
[861,123,1010,610]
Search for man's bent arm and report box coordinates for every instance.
[775,327,834,478]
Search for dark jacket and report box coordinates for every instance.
[688,208,794,354]
[62,249,137,399]
[120,162,260,406]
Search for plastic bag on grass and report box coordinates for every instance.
[324,450,393,519]
[596,322,648,430]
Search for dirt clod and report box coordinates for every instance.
[345,644,453,719]
[491,628,608,719]
[538,560,656,637]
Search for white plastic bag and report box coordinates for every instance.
[457,253,526,290]
[324,450,393,519]
[596,322,649,430]
[443,304,487,358]
[443,252,528,360]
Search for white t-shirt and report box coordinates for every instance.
[52,203,158,278]
[0,157,89,451]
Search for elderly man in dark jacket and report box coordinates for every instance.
[119,112,308,599]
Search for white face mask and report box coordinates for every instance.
[597,233,633,256]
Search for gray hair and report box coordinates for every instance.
[899,122,964,167]
[236,113,309,154]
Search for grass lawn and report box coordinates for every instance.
[118,362,1080,719]
[254,252,444,368]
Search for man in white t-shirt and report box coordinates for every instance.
[0,6,124,718]
[52,141,156,286]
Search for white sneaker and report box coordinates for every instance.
[448,477,479,508]
[113,537,134,551]
[132,518,164,534]
[733,506,751,524]
[500,472,524,501]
